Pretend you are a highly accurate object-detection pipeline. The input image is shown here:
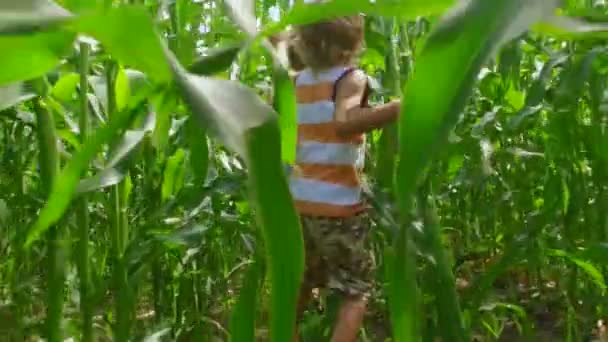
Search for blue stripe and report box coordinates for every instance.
[296,141,361,165]
[296,67,348,86]
[289,177,361,205]
[297,101,335,124]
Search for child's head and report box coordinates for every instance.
[291,15,364,71]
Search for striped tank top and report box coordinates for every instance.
[288,66,367,218]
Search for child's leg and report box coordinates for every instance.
[320,213,374,342]
[331,294,368,342]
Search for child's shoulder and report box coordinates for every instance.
[336,67,368,88]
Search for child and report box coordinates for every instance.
[286,14,401,342]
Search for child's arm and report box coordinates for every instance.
[334,69,400,137]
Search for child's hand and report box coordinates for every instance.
[388,99,401,113]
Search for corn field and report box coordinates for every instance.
[1,0,608,341]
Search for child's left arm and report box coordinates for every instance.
[334,69,400,137]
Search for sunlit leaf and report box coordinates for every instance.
[0,30,75,86]
[115,66,131,112]
[273,66,297,164]
[277,0,454,30]
[161,148,186,202]
[71,6,172,83]
[51,72,79,102]
[505,85,525,111]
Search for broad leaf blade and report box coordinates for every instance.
[71,6,172,83]
[273,66,297,164]
[0,30,75,86]
[0,0,72,34]
[229,260,262,342]
[397,0,558,211]
[534,15,608,39]
[26,104,142,247]
[168,57,272,157]
[188,43,243,76]
[393,1,560,341]
[161,148,186,202]
[185,117,209,183]
[224,0,257,36]
[166,49,303,342]
[269,0,454,34]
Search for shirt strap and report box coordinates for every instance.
[331,67,371,107]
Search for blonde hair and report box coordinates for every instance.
[291,15,365,71]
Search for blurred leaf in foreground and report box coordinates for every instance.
[166,49,303,342]
[393,0,566,341]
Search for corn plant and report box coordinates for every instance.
[1,0,608,341]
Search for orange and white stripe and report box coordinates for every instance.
[289,67,366,217]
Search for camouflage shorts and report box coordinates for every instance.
[300,212,374,298]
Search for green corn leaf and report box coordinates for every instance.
[394,1,564,341]
[265,0,454,35]
[51,72,80,102]
[388,224,417,342]
[273,66,297,164]
[418,193,467,341]
[185,117,209,183]
[226,0,297,167]
[161,148,186,202]
[106,130,147,169]
[0,30,75,86]
[0,1,75,85]
[229,260,262,342]
[75,111,156,194]
[115,66,131,112]
[397,0,563,220]
[189,43,243,76]
[71,6,172,83]
[533,15,608,39]
[60,0,97,13]
[167,55,273,157]
[245,118,304,342]
[547,249,607,291]
[166,49,303,342]
[151,91,174,151]
[25,100,145,247]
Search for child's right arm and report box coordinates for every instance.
[333,69,400,137]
